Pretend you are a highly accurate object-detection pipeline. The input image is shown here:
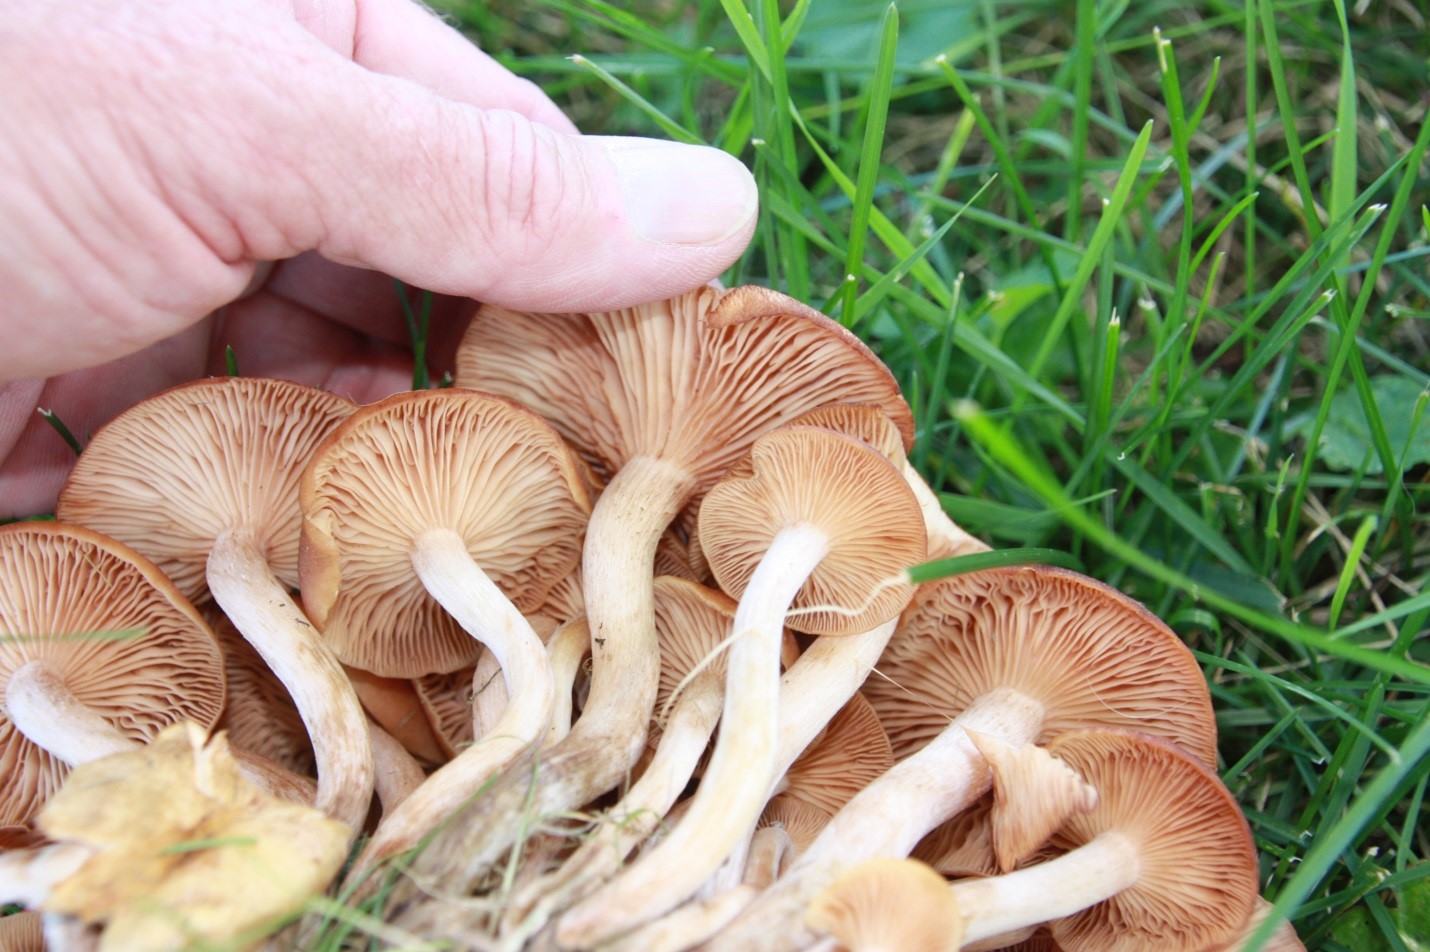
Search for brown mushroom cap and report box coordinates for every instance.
[805,857,963,952]
[697,427,927,636]
[1038,729,1257,952]
[55,377,355,601]
[347,665,449,766]
[652,577,739,723]
[414,666,477,760]
[0,523,226,829]
[966,730,1098,873]
[456,287,914,496]
[779,693,893,817]
[863,565,1218,767]
[299,388,591,677]
[759,795,835,855]
[0,911,43,952]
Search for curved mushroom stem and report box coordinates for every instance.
[743,824,796,890]
[369,718,425,814]
[708,688,1045,952]
[0,843,93,907]
[601,884,758,952]
[950,831,1140,943]
[6,661,134,763]
[352,528,556,874]
[506,667,725,940]
[5,659,317,805]
[544,619,589,749]
[401,459,694,890]
[558,522,831,948]
[208,531,374,831]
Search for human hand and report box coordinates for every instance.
[0,0,758,518]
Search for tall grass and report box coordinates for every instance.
[425,2,1428,949]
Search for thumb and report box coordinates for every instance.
[264,66,758,313]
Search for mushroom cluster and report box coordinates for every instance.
[0,285,1296,951]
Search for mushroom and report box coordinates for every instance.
[0,522,226,833]
[805,858,963,952]
[54,377,373,831]
[964,730,1098,872]
[413,666,477,761]
[298,388,590,872]
[948,729,1258,951]
[34,722,350,952]
[709,564,1217,952]
[422,285,914,887]
[557,426,925,946]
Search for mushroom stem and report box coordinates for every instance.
[708,688,1045,952]
[601,884,758,952]
[405,458,694,888]
[558,522,831,947]
[369,719,426,814]
[207,531,374,831]
[5,659,315,805]
[5,661,134,763]
[950,830,1141,942]
[771,618,898,781]
[508,666,725,938]
[0,843,92,907]
[544,619,589,749]
[352,528,556,873]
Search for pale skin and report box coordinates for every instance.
[0,0,758,518]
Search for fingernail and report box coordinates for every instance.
[601,138,758,246]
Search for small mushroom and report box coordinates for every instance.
[0,522,226,832]
[949,729,1258,952]
[805,858,963,952]
[299,389,589,872]
[55,377,373,831]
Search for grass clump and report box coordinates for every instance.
[429,1,1429,948]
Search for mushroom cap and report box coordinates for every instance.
[413,666,477,760]
[299,388,591,677]
[863,565,1218,766]
[0,910,43,952]
[1042,729,1258,952]
[682,402,906,577]
[55,377,355,601]
[697,427,927,635]
[652,577,739,719]
[210,609,316,778]
[759,795,833,855]
[38,722,349,952]
[780,693,893,817]
[911,793,1000,878]
[0,523,226,829]
[455,286,914,505]
[784,403,907,464]
[965,730,1098,873]
[805,857,963,952]
[346,665,449,766]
